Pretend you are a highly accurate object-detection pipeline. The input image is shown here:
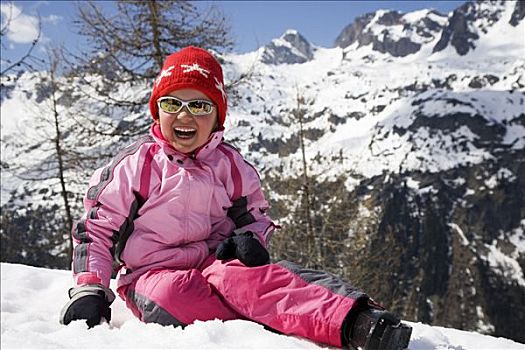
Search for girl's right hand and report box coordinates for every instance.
[59,285,114,328]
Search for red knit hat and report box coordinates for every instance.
[149,46,227,129]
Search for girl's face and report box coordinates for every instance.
[156,88,218,154]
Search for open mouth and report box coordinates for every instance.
[173,127,197,139]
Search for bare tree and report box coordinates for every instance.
[1,47,88,265]
[266,91,329,269]
[1,4,43,75]
[47,49,75,261]
[57,0,236,142]
[71,0,233,80]
[293,90,323,267]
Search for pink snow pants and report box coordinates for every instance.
[117,256,368,348]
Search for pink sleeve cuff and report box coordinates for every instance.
[75,272,102,286]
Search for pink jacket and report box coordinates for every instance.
[72,124,276,288]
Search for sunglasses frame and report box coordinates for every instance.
[157,96,215,116]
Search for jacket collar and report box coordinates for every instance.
[150,123,224,160]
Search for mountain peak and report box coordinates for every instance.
[335,7,447,57]
[433,0,521,55]
[260,29,314,65]
[281,29,300,37]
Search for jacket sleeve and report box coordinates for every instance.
[218,144,277,248]
[71,138,154,287]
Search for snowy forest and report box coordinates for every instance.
[1,0,524,345]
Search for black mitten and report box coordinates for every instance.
[60,285,115,328]
[216,232,270,267]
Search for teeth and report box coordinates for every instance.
[174,127,196,132]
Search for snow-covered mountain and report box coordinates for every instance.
[2,262,524,349]
[1,0,524,344]
[260,29,314,65]
[333,0,525,57]
[335,8,448,57]
[220,0,525,342]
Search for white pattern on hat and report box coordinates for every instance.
[181,63,210,78]
[155,65,175,87]
[214,77,226,102]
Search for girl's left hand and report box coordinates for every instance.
[215,232,270,267]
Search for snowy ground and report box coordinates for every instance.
[1,263,523,349]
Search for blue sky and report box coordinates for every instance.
[1,1,465,70]
[216,1,464,51]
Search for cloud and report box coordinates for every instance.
[42,14,62,25]
[0,2,40,44]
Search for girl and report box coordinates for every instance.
[60,46,411,350]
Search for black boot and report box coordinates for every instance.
[343,307,412,350]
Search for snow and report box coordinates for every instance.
[468,1,524,58]
[476,306,495,334]
[483,241,525,287]
[449,223,470,246]
[405,9,449,29]
[484,168,517,189]
[508,220,525,254]
[1,263,525,350]
[503,124,525,149]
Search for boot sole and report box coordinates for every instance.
[375,322,412,350]
[347,310,413,350]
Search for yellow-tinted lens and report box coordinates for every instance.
[187,100,214,115]
[157,97,214,115]
[158,98,183,113]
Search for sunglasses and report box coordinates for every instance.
[157,96,215,116]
